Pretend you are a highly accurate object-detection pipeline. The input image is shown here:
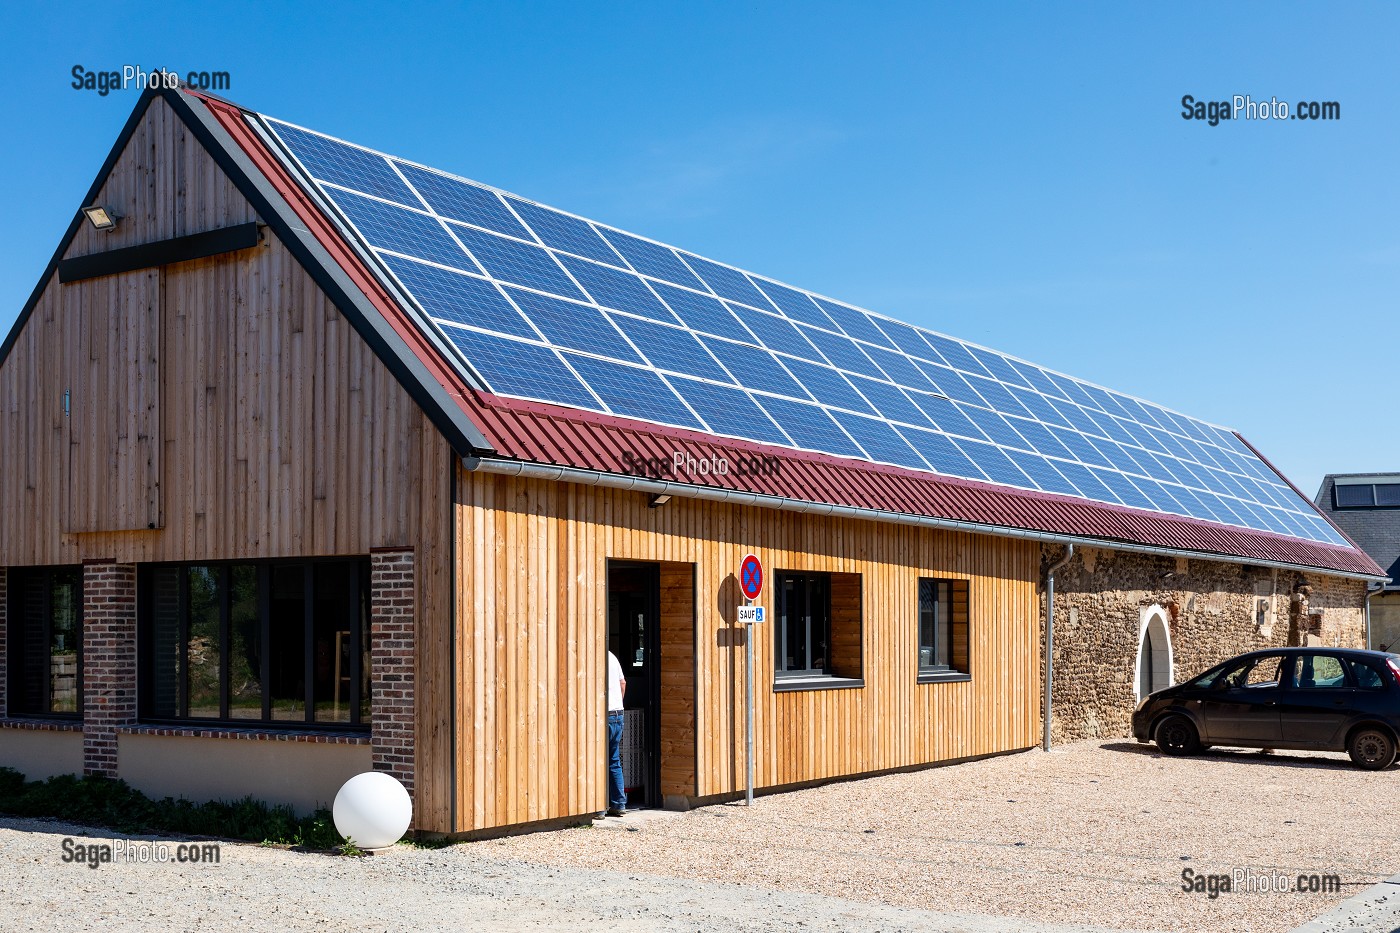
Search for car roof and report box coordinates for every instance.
[1234,646,1398,660]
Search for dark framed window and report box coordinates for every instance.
[918,578,969,682]
[140,559,370,729]
[1334,483,1400,509]
[7,566,83,718]
[775,572,830,677]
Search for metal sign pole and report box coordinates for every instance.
[745,595,754,806]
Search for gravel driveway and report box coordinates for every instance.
[496,739,1399,932]
[2,740,1394,932]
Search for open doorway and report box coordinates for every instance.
[607,561,660,808]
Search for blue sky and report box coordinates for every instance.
[0,2,1394,499]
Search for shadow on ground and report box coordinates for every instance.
[1099,740,1370,772]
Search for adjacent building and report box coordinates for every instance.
[1315,474,1400,650]
[0,86,1383,836]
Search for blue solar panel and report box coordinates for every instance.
[600,230,708,290]
[384,255,533,338]
[798,325,885,379]
[864,345,934,391]
[649,283,750,342]
[923,334,994,379]
[728,305,821,361]
[920,365,986,407]
[442,330,596,409]
[503,287,640,362]
[813,299,896,348]
[451,225,585,301]
[668,377,791,447]
[960,440,1035,488]
[268,115,1347,547]
[830,411,928,470]
[608,316,727,381]
[911,394,987,442]
[899,428,985,481]
[877,318,945,364]
[959,404,1029,449]
[847,375,932,428]
[783,358,875,414]
[756,396,863,458]
[681,254,778,310]
[395,163,533,240]
[753,279,835,328]
[700,338,809,400]
[557,255,679,324]
[968,347,1031,388]
[274,122,418,206]
[507,199,620,266]
[1008,387,1069,427]
[336,190,481,273]
[1005,450,1080,497]
[966,376,1033,419]
[561,354,700,429]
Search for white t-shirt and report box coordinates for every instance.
[607,651,626,712]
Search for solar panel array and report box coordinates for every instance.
[260,116,1347,548]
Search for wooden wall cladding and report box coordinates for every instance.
[453,468,1039,833]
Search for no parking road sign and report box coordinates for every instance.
[740,553,763,600]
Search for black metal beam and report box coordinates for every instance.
[58,222,262,284]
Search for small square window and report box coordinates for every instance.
[1376,484,1400,507]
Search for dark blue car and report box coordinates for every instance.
[1131,647,1400,770]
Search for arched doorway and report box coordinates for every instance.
[1135,606,1173,700]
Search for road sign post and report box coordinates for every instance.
[739,554,763,806]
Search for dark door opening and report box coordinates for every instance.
[607,561,661,808]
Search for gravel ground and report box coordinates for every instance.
[494,740,1400,932]
[3,816,1141,933]
[1,740,1394,932]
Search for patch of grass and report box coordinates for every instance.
[0,766,346,850]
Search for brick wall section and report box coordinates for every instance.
[370,548,415,803]
[82,560,138,776]
[1042,545,1367,743]
[0,566,7,719]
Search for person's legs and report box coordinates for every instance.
[607,711,626,812]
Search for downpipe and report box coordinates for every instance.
[1043,543,1074,752]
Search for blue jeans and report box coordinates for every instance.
[607,711,626,809]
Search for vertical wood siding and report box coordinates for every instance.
[0,97,456,832]
[453,469,1039,833]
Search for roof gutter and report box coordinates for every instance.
[460,455,1388,583]
[1043,544,1074,752]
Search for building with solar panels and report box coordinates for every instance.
[0,86,1385,836]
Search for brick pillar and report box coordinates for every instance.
[0,566,7,719]
[82,560,137,776]
[370,548,415,802]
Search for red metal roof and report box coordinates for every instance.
[460,389,1382,577]
[190,89,1383,580]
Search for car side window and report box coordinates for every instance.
[1347,659,1386,690]
[1209,655,1284,689]
[1244,656,1284,688]
[1289,654,1348,689]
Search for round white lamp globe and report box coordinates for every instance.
[333,771,412,850]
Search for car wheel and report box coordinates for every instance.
[1155,714,1201,756]
[1347,728,1397,771]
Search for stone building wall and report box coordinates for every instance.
[1042,545,1367,743]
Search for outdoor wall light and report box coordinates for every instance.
[81,205,120,231]
[648,493,672,508]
